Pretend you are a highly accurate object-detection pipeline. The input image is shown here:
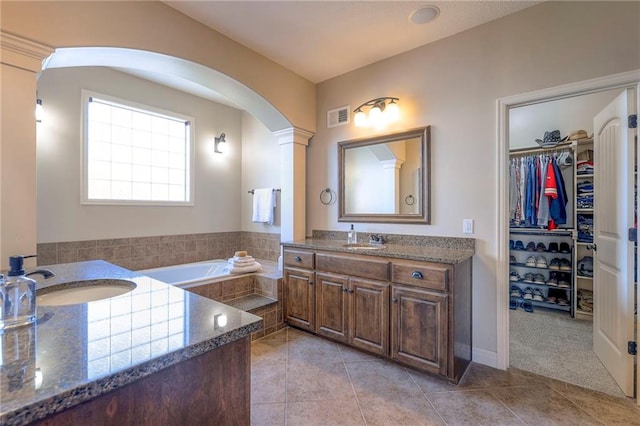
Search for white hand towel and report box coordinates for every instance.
[227,261,262,275]
[252,188,276,225]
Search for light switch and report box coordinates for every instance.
[463,219,474,234]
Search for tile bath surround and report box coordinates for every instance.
[37,231,282,270]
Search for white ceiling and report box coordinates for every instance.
[165,1,541,84]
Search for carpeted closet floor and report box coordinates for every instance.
[509,307,626,398]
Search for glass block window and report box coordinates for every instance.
[83,91,193,205]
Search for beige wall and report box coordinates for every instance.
[0,1,315,133]
[36,66,243,242]
[241,112,282,233]
[311,1,640,357]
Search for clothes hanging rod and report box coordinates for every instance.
[509,141,575,157]
[248,188,281,194]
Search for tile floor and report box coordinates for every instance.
[251,327,640,425]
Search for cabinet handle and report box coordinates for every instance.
[294,256,302,262]
[411,271,424,279]
[392,297,398,303]
[342,287,349,292]
[309,281,313,286]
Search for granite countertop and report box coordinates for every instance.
[0,260,262,426]
[282,238,474,264]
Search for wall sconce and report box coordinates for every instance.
[35,99,44,123]
[214,132,226,154]
[353,97,400,129]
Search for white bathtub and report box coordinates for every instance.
[138,260,230,288]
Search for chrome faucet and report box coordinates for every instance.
[369,234,385,245]
[26,269,55,279]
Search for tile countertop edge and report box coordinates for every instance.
[281,240,475,264]
[3,320,263,426]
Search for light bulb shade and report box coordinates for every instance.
[368,105,383,123]
[385,101,400,122]
[354,110,368,127]
[35,99,44,123]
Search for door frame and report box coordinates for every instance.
[495,69,640,372]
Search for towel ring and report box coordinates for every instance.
[320,188,335,205]
[404,195,415,206]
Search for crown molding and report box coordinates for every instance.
[0,31,54,73]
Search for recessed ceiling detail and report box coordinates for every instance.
[409,5,440,25]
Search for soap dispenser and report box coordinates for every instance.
[1,256,37,330]
[347,224,358,244]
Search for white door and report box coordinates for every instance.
[593,88,636,397]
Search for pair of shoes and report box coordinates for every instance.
[557,273,571,288]
[509,271,520,281]
[532,289,544,302]
[535,256,548,268]
[525,256,537,267]
[533,274,546,284]
[523,287,534,300]
[510,285,522,298]
[559,258,572,271]
[522,273,535,283]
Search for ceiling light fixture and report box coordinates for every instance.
[214,132,226,154]
[353,97,400,129]
[409,5,440,25]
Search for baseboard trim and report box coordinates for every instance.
[472,347,498,368]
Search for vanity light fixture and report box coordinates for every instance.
[353,97,400,129]
[35,99,44,123]
[214,132,226,154]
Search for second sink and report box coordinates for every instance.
[37,279,137,306]
[343,243,386,250]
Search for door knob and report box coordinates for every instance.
[294,256,302,262]
[587,244,597,252]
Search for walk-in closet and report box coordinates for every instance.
[507,88,636,398]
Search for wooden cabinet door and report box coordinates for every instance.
[315,272,349,343]
[390,286,448,375]
[284,267,315,331]
[349,278,389,356]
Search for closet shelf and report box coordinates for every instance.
[577,174,594,179]
[510,262,572,271]
[577,208,594,213]
[510,248,572,255]
[509,228,574,237]
[576,275,593,280]
[510,280,571,289]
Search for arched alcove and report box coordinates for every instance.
[43,47,292,132]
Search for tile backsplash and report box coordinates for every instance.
[37,231,281,270]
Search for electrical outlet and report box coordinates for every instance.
[463,219,474,234]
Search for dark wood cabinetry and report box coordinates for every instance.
[283,267,315,331]
[391,285,448,375]
[283,246,472,383]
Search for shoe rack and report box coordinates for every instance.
[509,230,574,315]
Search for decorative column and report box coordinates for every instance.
[275,127,314,243]
[380,159,404,214]
[0,31,54,268]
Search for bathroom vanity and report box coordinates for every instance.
[282,236,474,383]
[0,260,262,426]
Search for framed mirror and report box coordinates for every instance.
[338,126,430,224]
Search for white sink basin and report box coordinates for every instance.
[37,279,136,306]
[343,243,386,250]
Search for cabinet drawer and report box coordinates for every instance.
[283,249,315,269]
[316,253,390,281]
[391,262,449,291]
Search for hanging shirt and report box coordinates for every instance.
[548,158,568,225]
[537,156,550,226]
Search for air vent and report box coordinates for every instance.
[327,105,350,128]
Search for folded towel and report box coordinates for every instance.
[252,188,276,225]
[226,261,262,275]
[228,256,255,267]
